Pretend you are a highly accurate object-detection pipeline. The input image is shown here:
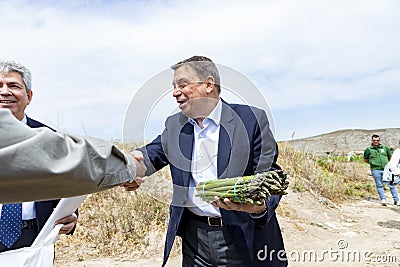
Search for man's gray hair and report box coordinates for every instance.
[0,61,32,92]
[171,56,221,93]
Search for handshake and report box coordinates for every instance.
[122,150,147,192]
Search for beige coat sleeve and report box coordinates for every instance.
[0,109,135,203]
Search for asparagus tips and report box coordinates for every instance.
[195,170,289,204]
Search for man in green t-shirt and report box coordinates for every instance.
[364,134,399,206]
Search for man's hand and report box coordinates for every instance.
[55,214,77,234]
[211,197,267,214]
[123,150,147,191]
[132,150,146,178]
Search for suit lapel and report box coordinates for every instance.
[26,116,49,129]
[178,117,194,187]
[26,116,34,128]
[218,102,234,178]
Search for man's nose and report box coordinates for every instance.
[172,87,181,97]
[0,84,12,95]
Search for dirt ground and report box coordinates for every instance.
[278,189,400,267]
[55,189,400,267]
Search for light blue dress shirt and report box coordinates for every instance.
[187,100,222,217]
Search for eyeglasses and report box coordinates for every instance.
[173,81,206,90]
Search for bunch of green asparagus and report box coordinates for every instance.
[195,170,289,205]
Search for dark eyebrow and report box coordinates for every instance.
[7,82,24,89]
[8,82,23,86]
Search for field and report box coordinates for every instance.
[54,143,400,266]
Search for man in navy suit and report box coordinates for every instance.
[126,56,287,266]
[0,61,77,252]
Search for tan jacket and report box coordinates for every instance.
[0,109,135,203]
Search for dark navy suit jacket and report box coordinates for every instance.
[26,116,77,236]
[140,100,287,267]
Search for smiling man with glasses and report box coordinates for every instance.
[126,56,286,266]
[364,134,399,206]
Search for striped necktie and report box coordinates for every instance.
[0,203,22,248]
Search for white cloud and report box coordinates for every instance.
[0,0,399,141]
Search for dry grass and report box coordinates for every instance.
[278,142,375,201]
[55,143,181,264]
[55,142,378,264]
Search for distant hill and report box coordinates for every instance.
[283,128,400,155]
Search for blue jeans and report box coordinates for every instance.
[371,169,399,202]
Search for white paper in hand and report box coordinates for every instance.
[31,195,87,246]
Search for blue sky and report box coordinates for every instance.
[1,0,399,141]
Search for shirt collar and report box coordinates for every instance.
[188,98,222,126]
[21,114,27,125]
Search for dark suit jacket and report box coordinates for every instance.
[26,116,77,236]
[140,100,287,267]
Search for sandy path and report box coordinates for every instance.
[278,190,400,266]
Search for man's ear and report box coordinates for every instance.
[26,90,33,105]
[206,76,215,94]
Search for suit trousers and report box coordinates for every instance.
[0,221,39,252]
[180,209,244,267]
